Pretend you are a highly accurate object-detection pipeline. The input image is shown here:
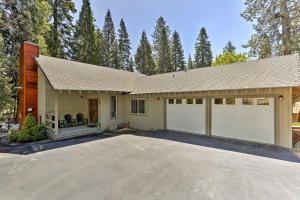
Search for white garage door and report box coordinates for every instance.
[166,98,206,134]
[211,97,275,144]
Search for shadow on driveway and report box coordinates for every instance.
[0,133,113,155]
[138,131,300,163]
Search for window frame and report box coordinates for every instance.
[186,99,194,104]
[225,98,235,105]
[111,95,118,118]
[214,98,223,105]
[175,99,182,104]
[257,98,270,105]
[242,98,254,105]
[195,98,203,104]
[168,99,174,104]
[130,98,147,115]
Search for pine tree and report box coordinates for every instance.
[223,41,236,53]
[171,31,185,71]
[102,9,118,68]
[259,36,272,59]
[157,27,172,73]
[152,16,170,60]
[242,0,300,56]
[72,0,97,64]
[118,19,131,71]
[128,57,134,72]
[48,0,76,58]
[135,31,156,75]
[187,54,194,69]
[0,0,51,117]
[95,28,104,65]
[194,27,213,68]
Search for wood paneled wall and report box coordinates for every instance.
[18,42,39,127]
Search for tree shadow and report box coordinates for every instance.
[137,131,300,163]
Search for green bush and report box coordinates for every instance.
[9,114,48,143]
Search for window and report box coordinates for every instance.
[131,99,138,113]
[242,98,254,105]
[111,96,117,118]
[187,99,194,104]
[195,98,203,104]
[176,99,182,104]
[257,98,269,105]
[138,100,146,114]
[226,98,235,105]
[168,99,174,104]
[214,98,223,104]
[131,99,147,114]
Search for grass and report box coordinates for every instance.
[292,122,300,128]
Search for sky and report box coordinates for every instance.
[74,0,254,59]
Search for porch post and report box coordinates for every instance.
[54,91,59,135]
[205,97,212,136]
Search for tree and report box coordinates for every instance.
[194,27,213,68]
[118,19,131,71]
[259,36,272,59]
[242,0,300,56]
[157,27,172,73]
[223,41,236,53]
[135,31,156,75]
[212,51,247,66]
[102,9,118,68]
[128,57,134,72]
[94,28,104,65]
[72,0,97,64]
[0,34,12,114]
[152,16,170,61]
[47,0,76,58]
[187,54,194,69]
[171,31,186,71]
[0,0,51,118]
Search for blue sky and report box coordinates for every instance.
[74,0,254,59]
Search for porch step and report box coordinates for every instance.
[54,129,104,140]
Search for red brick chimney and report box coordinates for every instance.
[18,42,39,127]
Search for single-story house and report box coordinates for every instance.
[18,42,300,148]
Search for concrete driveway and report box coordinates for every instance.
[0,133,300,200]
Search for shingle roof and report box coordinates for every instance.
[35,53,300,94]
[35,55,145,92]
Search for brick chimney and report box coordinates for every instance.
[18,42,39,127]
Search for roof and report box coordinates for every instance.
[35,55,145,92]
[35,53,300,94]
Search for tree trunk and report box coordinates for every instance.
[280,0,292,55]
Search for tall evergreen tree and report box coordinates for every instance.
[94,28,104,65]
[157,27,172,73]
[72,0,97,64]
[171,31,185,71]
[48,0,76,58]
[135,31,156,75]
[187,54,194,69]
[128,57,134,72]
[242,0,300,56]
[102,9,118,68]
[0,0,51,117]
[152,16,170,60]
[118,19,131,71]
[194,27,213,68]
[223,41,236,53]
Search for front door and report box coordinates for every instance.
[89,99,98,124]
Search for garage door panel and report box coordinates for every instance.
[167,99,205,134]
[212,98,274,144]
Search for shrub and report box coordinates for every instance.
[8,114,48,143]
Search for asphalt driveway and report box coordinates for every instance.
[0,133,300,200]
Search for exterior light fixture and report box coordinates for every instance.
[279,95,283,101]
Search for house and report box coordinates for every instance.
[18,42,300,148]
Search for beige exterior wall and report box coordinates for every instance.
[37,74,293,148]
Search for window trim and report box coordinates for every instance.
[257,98,270,105]
[130,98,148,115]
[111,95,118,119]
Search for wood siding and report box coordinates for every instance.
[18,42,39,127]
